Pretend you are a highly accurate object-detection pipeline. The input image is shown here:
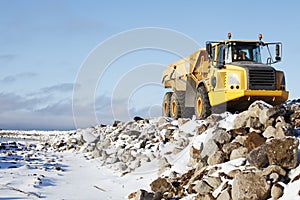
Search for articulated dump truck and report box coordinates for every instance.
[162,33,289,119]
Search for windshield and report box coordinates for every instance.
[226,42,262,63]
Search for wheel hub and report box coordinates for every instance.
[197,97,202,116]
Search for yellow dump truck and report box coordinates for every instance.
[162,33,289,119]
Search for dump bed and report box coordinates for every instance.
[161,49,209,91]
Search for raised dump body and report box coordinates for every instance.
[162,34,289,119]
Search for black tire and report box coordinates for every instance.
[170,91,195,119]
[170,91,185,119]
[162,92,173,117]
[195,86,211,119]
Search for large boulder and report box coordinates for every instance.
[259,106,286,126]
[207,151,225,165]
[232,172,271,200]
[266,137,299,169]
[233,101,272,129]
[244,132,266,150]
[230,147,248,160]
[193,180,213,195]
[262,126,277,139]
[247,144,269,169]
[200,139,219,158]
[211,128,232,144]
[150,177,174,194]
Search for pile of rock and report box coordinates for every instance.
[70,117,193,174]
[131,100,300,200]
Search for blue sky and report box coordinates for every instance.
[0,0,299,130]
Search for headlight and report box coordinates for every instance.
[228,73,240,85]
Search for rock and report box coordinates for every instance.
[126,130,141,139]
[187,167,207,187]
[195,157,208,170]
[293,119,300,128]
[113,120,121,127]
[150,177,174,194]
[83,143,95,153]
[134,189,154,200]
[82,130,98,143]
[269,173,280,183]
[232,112,248,129]
[275,121,294,138]
[260,106,286,126]
[247,144,268,169]
[248,101,271,116]
[222,142,241,155]
[262,126,276,139]
[157,117,169,126]
[190,145,202,158]
[207,151,225,165]
[211,128,232,144]
[178,118,190,127]
[106,154,119,165]
[193,180,213,195]
[158,157,171,176]
[244,132,266,150]
[246,117,263,129]
[232,172,270,200]
[201,139,219,158]
[262,165,286,177]
[228,128,248,137]
[266,137,299,169]
[232,136,247,146]
[189,146,202,167]
[196,123,208,135]
[133,116,144,122]
[271,183,284,200]
[290,110,300,127]
[152,192,163,200]
[91,148,101,158]
[230,147,248,160]
[227,169,241,179]
[206,176,222,189]
[206,114,223,128]
[195,193,215,200]
[118,162,128,171]
[217,188,231,200]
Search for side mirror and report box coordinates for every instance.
[275,44,281,61]
[206,42,212,58]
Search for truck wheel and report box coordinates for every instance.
[195,86,211,119]
[162,92,173,117]
[170,91,184,119]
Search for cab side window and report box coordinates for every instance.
[217,45,225,66]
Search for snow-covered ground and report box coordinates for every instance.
[0,100,300,199]
[0,132,157,199]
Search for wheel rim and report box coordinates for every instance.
[163,102,168,115]
[196,96,202,117]
[172,100,177,116]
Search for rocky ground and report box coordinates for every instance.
[1,100,300,199]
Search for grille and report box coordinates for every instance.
[248,68,276,90]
